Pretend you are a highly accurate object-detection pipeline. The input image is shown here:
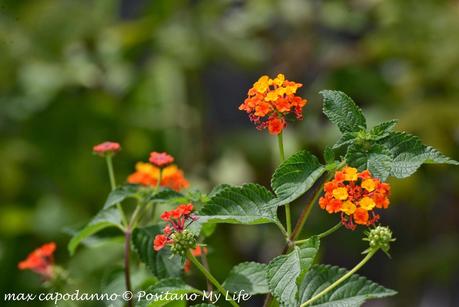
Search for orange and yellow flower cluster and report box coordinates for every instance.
[319,167,391,230]
[239,74,308,135]
[18,242,56,279]
[127,152,189,191]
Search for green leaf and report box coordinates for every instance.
[346,143,393,181]
[323,147,335,164]
[132,226,184,279]
[298,264,397,306]
[366,153,393,181]
[103,184,140,209]
[271,151,325,207]
[198,184,280,226]
[137,278,202,307]
[383,132,458,178]
[208,184,231,198]
[200,223,217,237]
[332,132,356,150]
[223,262,269,295]
[320,90,366,133]
[68,207,123,255]
[267,237,320,306]
[369,119,398,139]
[148,188,187,204]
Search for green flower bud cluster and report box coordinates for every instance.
[363,225,395,257]
[170,230,197,256]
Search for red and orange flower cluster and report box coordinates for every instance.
[239,74,308,135]
[18,242,56,279]
[319,167,391,230]
[153,204,197,251]
[127,152,189,192]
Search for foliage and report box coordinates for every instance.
[62,90,455,306]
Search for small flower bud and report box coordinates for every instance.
[170,230,197,256]
[363,225,395,257]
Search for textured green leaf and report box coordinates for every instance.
[321,90,366,133]
[136,278,201,307]
[267,237,320,306]
[223,262,269,295]
[383,132,458,178]
[323,147,335,164]
[298,264,397,306]
[369,119,398,139]
[68,207,123,255]
[366,153,393,181]
[271,150,325,208]
[103,184,140,209]
[148,188,187,204]
[132,226,184,279]
[208,184,231,198]
[198,184,279,225]
[346,143,393,180]
[332,132,356,150]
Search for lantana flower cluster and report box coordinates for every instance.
[154,204,198,255]
[18,242,56,280]
[239,74,308,135]
[127,152,189,191]
[319,167,391,230]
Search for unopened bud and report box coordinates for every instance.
[170,230,197,256]
[363,225,395,257]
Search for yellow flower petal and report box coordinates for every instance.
[343,167,358,181]
[332,187,348,200]
[359,197,376,210]
[361,179,376,192]
[341,201,356,215]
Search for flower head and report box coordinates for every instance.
[239,74,308,135]
[319,167,391,230]
[149,152,174,168]
[92,141,121,157]
[18,242,56,279]
[153,204,198,255]
[127,162,189,192]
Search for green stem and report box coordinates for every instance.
[289,179,325,243]
[290,163,344,244]
[295,223,342,245]
[300,250,377,307]
[277,132,285,161]
[187,251,239,307]
[124,228,133,307]
[277,132,291,236]
[105,155,132,307]
[318,222,342,239]
[105,156,128,227]
[155,168,163,192]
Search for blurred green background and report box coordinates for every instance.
[1,0,458,306]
